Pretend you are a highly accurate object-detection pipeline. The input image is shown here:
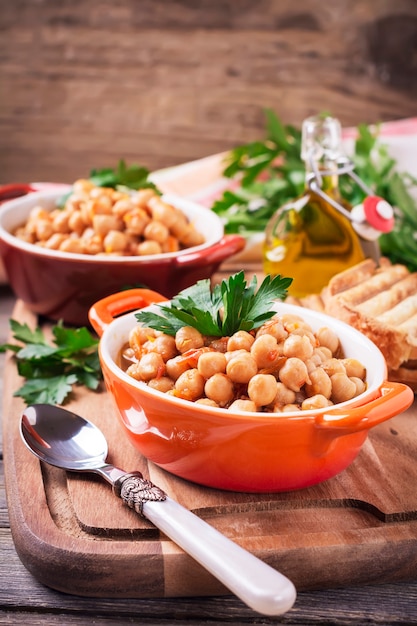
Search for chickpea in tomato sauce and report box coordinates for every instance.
[119,312,367,413]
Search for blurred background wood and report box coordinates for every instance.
[1,0,417,184]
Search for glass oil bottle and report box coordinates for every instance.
[263,115,393,297]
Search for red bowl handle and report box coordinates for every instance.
[174,235,246,267]
[315,381,414,434]
[0,183,37,204]
[89,288,168,337]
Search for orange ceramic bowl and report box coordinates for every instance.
[0,186,245,326]
[89,289,414,493]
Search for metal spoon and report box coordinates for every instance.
[20,403,296,616]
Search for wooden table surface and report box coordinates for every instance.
[2,285,417,625]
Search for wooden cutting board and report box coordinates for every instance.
[3,299,417,599]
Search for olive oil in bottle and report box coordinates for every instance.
[263,115,365,297]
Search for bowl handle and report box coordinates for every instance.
[88,288,168,337]
[315,381,414,434]
[174,235,246,267]
[0,183,37,204]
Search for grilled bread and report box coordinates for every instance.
[286,258,417,390]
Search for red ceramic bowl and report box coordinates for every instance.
[89,289,414,493]
[0,186,245,326]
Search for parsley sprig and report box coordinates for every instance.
[57,160,161,208]
[213,110,417,273]
[135,271,292,337]
[88,159,159,192]
[0,320,102,405]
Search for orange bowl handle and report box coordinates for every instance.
[315,381,414,434]
[88,288,168,337]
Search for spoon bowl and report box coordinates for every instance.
[21,404,109,471]
[20,404,296,617]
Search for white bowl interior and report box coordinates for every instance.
[0,189,224,262]
[100,301,387,418]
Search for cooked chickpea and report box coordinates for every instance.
[35,220,54,241]
[350,376,366,396]
[168,215,189,239]
[72,179,94,194]
[175,327,204,353]
[123,208,150,236]
[93,214,124,237]
[251,334,281,368]
[52,211,71,233]
[144,221,169,244]
[274,382,296,406]
[281,404,301,412]
[112,198,136,217]
[330,373,357,403]
[305,352,322,370]
[104,230,128,253]
[305,367,332,399]
[29,206,50,221]
[283,334,314,360]
[279,357,309,392]
[301,394,331,410]
[137,240,162,255]
[204,373,235,406]
[322,358,346,377]
[317,327,340,355]
[227,331,255,352]
[129,325,157,350]
[161,236,180,253]
[134,188,158,208]
[225,349,248,364]
[148,376,175,393]
[68,211,86,234]
[195,398,219,407]
[125,362,142,380]
[148,197,179,228]
[175,369,205,401]
[229,399,257,412]
[304,358,318,374]
[314,346,333,362]
[59,237,84,254]
[256,319,288,341]
[166,355,191,381]
[84,235,104,254]
[342,358,366,379]
[208,337,228,353]
[150,335,177,361]
[177,224,205,247]
[197,351,226,378]
[281,314,311,334]
[66,195,86,212]
[248,374,277,406]
[226,352,258,383]
[137,352,165,381]
[43,233,67,250]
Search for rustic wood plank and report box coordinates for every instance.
[1,0,417,183]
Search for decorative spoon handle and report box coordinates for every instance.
[113,472,296,616]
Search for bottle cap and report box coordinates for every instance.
[351,195,395,240]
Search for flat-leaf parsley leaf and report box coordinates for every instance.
[0,320,102,405]
[135,271,292,337]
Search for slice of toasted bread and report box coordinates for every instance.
[323,259,417,370]
[287,258,417,376]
